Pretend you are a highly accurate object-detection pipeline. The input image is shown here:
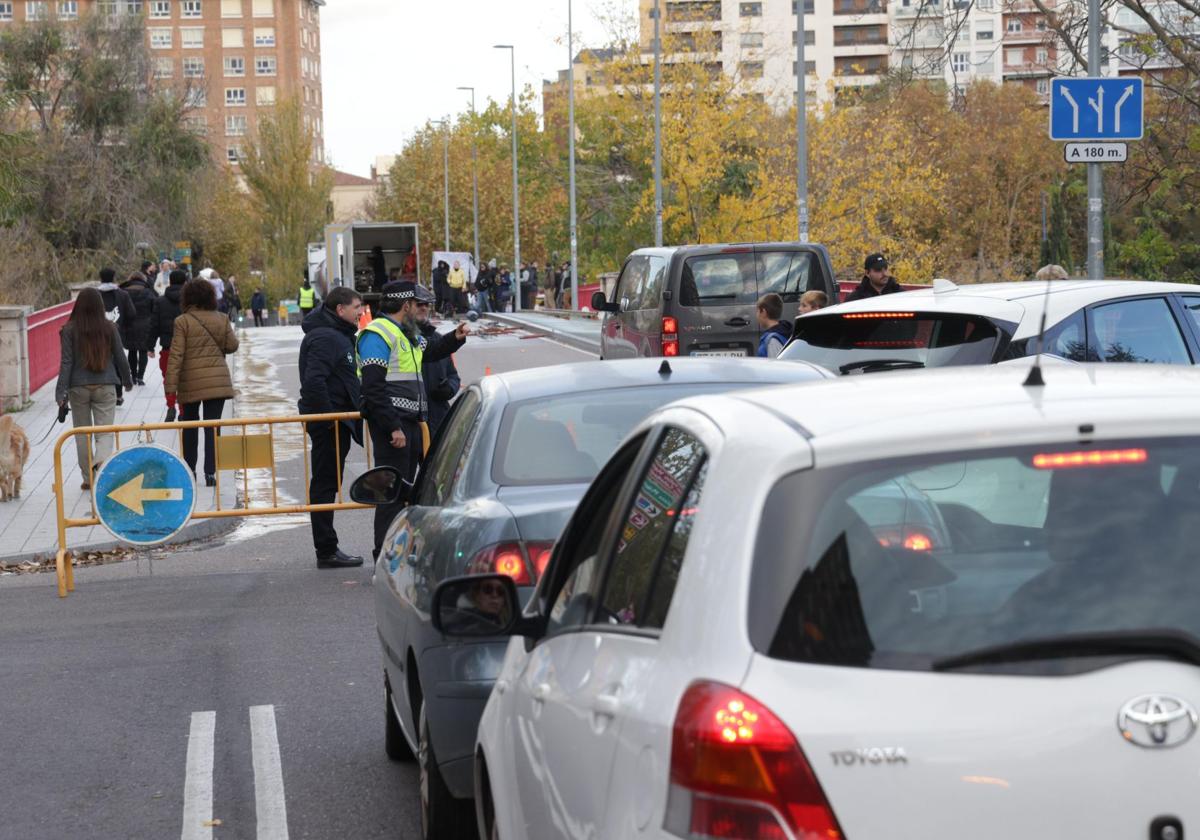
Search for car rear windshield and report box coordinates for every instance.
[493,384,731,487]
[749,438,1200,675]
[678,251,818,307]
[779,312,1004,372]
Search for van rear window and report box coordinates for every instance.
[679,251,816,307]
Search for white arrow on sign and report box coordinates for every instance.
[1114,84,1134,133]
[108,473,185,516]
[1060,86,1081,134]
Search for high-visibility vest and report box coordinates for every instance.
[357,316,426,420]
[299,286,315,308]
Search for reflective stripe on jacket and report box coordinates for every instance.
[358,317,427,420]
[299,287,316,308]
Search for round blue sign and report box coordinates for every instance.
[93,444,197,546]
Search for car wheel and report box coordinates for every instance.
[385,677,414,762]
[419,701,476,840]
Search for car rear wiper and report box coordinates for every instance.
[932,629,1200,671]
[698,294,737,300]
[838,359,927,374]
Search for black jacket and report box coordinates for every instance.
[298,306,364,442]
[844,275,903,302]
[98,283,136,347]
[250,291,267,311]
[419,321,461,435]
[152,284,185,351]
[359,319,466,433]
[120,276,157,351]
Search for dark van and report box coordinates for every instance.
[591,243,838,359]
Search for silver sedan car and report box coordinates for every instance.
[369,357,832,840]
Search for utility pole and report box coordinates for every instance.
[431,118,451,252]
[567,0,579,310]
[456,86,481,274]
[494,45,521,310]
[1086,0,1104,279]
[796,0,809,243]
[652,0,663,248]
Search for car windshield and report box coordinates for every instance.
[751,438,1200,675]
[779,311,1005,371]
[493,383,733,486]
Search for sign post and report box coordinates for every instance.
[93,445,197,546]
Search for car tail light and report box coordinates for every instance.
[667,682,844,840]
[663,316,680,357]
[841,312,915,320]
[874,526,937,552]
[1032,448,1147,470]
[465,541,555,585]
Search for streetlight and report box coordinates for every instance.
[432,118,451,252]
[494,44,522,311]
[652,0,663,248]
[796,0,809,243]
[567,0,578,309]
[456,86,481,277]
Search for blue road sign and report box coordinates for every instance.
[93,444,196,546]
[1050,77,1144,141]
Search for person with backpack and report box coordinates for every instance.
[151,269,188,421]
[97,267,136,403]
[120,271,157,386]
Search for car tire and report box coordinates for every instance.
[385,677,415,762]
[419,701,476,840]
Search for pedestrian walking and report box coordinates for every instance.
[97,267,135,405]
[432,259,450,317]
[165,278,239,487]
[154,260,174,295]
[799,290,828,315]
[151,269,187,421]
[143,260,159,292]
[496,265,513,312]
[120,271,156,386]
[844,253,903,302]
[298,276,317,318]
[224,275,242,322]
[414,286,461,435]
[298,287,366,568]
[755,293,792,359]
[250,288,267,327]
[199,267,226,311]
[356,280,468,560]
[447,260,467,314]
[54,288,132,490]
[474,264,494,314]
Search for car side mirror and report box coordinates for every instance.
[349,466,404,505]
[591,291,620,313]
[432,574,522,638]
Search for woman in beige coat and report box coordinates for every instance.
[165,278,239,486]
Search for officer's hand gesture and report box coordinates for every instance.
[454,322,470,340]
[390,429,407,449]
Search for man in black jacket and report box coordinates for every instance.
[150,269,187,420]
[845,253,904,301]
[299,287,367,568]
[414,285,461,435]
[120,271,157,386]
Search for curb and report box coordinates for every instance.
[0,514,239,568]
[486,313,600,355]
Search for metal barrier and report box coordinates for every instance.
[51,412,374,598]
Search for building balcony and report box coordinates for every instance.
[833,0,887,15]
[1003,61,1052,77]
[1003,30,1051,44]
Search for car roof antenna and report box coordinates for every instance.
[1023,279,1054,388]
[659,359,672,376]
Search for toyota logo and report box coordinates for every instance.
[1118,694,1199,748]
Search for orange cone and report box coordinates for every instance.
[358,309,371,331]
[485,366,492,376]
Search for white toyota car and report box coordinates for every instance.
[433,362,1200,840]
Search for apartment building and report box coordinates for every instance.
[890,0,1005,91]
[0,0,326,165]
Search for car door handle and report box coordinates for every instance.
[725,316,750,327]
[407,554,418,566]
[532,682,551,703]
[495,679,509,695]
[592,692,620,718]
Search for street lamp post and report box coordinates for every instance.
[494,44,521,311]
[567,0,578,309]
[432,118,451,252]
[796,0,809,243]
[652,0,663,248]
[456,86,481,276]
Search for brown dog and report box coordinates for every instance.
[0,414,31,501]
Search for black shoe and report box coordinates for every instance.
[116,397,124,406]
[317,549,364,568]
[165,406,177,422]
[205,475,216,487]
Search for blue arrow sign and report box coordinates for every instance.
[93,444,197,546]
[1050,77,1144,141]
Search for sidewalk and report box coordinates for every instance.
[486,310,600,354]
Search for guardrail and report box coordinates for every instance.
[51,412,378,598]
[27,300,74,394]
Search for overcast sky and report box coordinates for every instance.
[320,0,625,177]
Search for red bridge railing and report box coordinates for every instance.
[27,300,73,394]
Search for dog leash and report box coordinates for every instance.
[35,402,70,445]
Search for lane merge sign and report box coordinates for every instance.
[94,444,197,546]
[1050,77,1144,141]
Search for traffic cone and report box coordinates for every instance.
[358,309,371,331]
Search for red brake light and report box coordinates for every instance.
[663,316,680,357]
[841,312,915,319]
[1032,448,1147,470]
[903,532,933,552]
[668,681,843,840]
[663,316,679,335]
[466,542,552,585]
[527,542,555,578]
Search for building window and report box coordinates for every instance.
[1007,19,1021,32]
[740,60,764,78]
[976,25,993,40]
[1005,47,1024,65]
[792,59,817,75]
[181,26,203,47]
[227,145,241,164]
[225,114,247,136]
[977,0,993,8]
[740,31,764,48]
[149,27,172,48]
[975,53,995,74]
[0,2,11,19]
[1036,19,1047,30]
[301,27,308,46]
[303,85,310,102]
[26,1,47,20]
[792,0,815,11]
[185,86,207,107]
[154,57,173,78]
[148,0,168,15]
[183,56,204,77]
[225,87,246,106]
[255,84,274,105]
[250,0,270,15]
[184,116,206,135]
[181,0,200,16]
[793,29,817,45]
[1036,47,1048,63]
[57,0,77,18]
[220,0,239,15]
[222,27,243,47]
[739,1,761,14]
[255,55,276,75]
[951,51,969,73]
[1036,78,1049,94]
[223,56,244,76]
[253,25,273,45]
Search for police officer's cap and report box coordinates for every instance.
[382,280,418,301]
[414,284,436,305]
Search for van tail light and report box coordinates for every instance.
[1032,448,1147,470]
[666,681,844,840]
[466,541,556,585]
[663,316,680,357]
[874,526,938,552]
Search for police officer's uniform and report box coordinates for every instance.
[357,280,466,558]
[299,282,316,316]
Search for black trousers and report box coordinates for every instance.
[368,419,423,560]
[253,309,265,327]
[128,348,148,381]
[181,398,226,478]
[308,423,352,556]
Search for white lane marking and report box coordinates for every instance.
[181,711,216,840]
[249,704,290,840]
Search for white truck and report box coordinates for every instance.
[324,221,421,316]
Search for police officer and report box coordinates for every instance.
[357,280,469,559]
[414,285,461,435]
[298,286,365,568]
[298,274,318,318]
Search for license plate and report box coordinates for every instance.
[690,350,747,358]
